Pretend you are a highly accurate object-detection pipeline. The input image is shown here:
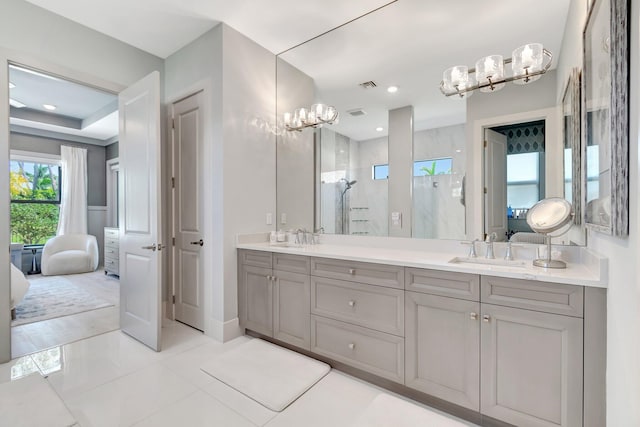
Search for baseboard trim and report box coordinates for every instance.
[205,317,243,342]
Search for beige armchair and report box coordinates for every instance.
[41,234,99,276]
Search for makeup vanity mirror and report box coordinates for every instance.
[275,0,585,245]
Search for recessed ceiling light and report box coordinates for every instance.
[43,104,57,111]
[387,86,398,93]
[455,149,462,153]
[376,127,384,132]
[9,82,15,89]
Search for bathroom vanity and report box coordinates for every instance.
[237,242,606,427]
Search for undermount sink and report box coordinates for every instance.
[448,256,528,269]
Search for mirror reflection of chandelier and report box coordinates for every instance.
[440,43,553,99]
[283,103,339,132]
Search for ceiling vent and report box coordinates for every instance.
[347,108,367,117]
[358,80,377,89]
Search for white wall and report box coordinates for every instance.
[164,23,277,340]
[221,25,277,326]
[555,0,640,424]
[0,0,163,363]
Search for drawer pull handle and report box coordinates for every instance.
[349,268,356,275]
[470,312,478,320]
[348,343,355,350]
[348,300,356,307]
[483,314,491,323]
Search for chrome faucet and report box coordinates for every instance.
[485,232,497,259]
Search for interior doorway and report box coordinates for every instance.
[7,62,121,358]
[170,90,205,331]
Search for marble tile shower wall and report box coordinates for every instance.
[413,124,466,239]
[320,124,465,238]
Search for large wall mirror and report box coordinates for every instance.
[276,0,584,244]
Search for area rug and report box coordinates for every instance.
[12,276,114,326]
[200,338,330,412]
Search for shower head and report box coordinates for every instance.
[340,178,357,189]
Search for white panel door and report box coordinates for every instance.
[119,71,162,351]
[484,129,508,240]
[172,91,205,331]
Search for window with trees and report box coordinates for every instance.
[10,158,61,244]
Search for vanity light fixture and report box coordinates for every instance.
[283,103,339,132]
[440,43,552,98]
[43,104,57,111]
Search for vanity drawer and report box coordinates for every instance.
[311,315,404,383]
[239,249,272,269]
[311,277,404,336]
[273,253,310,274]
[311,258,404,289]
[104,238,119,249]
[481,276,584,317]
[406,268,480,301]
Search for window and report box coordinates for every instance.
[372,164,389,180]
[507,152,540,208]
[10,158,61,244]
[414,158,452,176]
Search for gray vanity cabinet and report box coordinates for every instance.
[238,250,311,350]
[480,303,583,427]
[405,291,480,411]
[240,264,273,337]
[273,270,311,349]
[480,276,585,427]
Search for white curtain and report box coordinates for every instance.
[57,146,88,235]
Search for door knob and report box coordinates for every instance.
[141,244,157,251]
[190,239,204,246]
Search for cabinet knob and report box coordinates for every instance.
[348,343,356,350]
[266,275,272,281]
[349,268,356,275]
[483,314,491,323]
[470,312,478,320]
[348,300,356,307]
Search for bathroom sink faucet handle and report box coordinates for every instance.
[460,239,479,258]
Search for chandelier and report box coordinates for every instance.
[283,103,339,131]
[440,43,553,98]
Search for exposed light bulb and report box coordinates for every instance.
[387,86,398,93]
[43,104,57,111]
[376,127,384,132]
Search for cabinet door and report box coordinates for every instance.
[273,270,311,350]
[240,265,273,337]
[405,292,480,410]
[481,304,583,427]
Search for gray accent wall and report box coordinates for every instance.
[106,142,119,160]
[10,132,107,206]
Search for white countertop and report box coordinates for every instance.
[237,241,607,288]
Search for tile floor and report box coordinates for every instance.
[0,321,478,427]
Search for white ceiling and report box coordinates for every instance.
[16,0,570,143]
[24,0,396,57]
